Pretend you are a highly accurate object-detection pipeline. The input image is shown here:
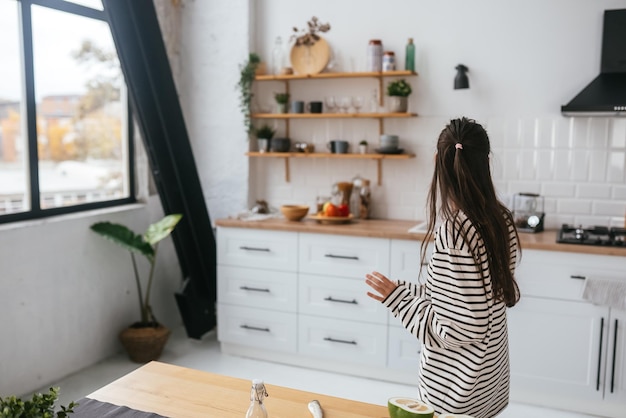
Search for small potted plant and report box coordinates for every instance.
[386,79,412,113]
[254,124,276,153]
[90,214,182,363]
[0,387,77,417]
[358,140,368,154]
[274,92,290,113]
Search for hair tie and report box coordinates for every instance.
[455,143,463,150]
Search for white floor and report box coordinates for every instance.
[41,326,600,418]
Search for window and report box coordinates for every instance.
[0,0,134,222]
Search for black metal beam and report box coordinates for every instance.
[102,0,216,339]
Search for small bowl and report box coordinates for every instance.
[280,205,309,221]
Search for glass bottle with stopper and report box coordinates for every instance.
[245,379,269,418]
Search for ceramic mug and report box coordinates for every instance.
[291,101,304,113]
[308,101,323,114]
[327,140,349,154]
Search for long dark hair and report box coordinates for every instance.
[420,117,520,307]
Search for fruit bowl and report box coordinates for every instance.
[280,205,309,221]
[307,214,354,225]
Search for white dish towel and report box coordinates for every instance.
[582,276,626,311]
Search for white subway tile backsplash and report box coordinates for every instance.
[252,117,625,224]
[610,119,626,148]
[607,151,625,183]
[553,150,572,180]
[535,150,553,180]
[557,198,592,214]
[613,185,626,200]
[542,182,576,197]
[571,118,589,148]
[571,150,590,181]
[519,150,536,180]
[593,201,626,217]
[588,118,609,148]
[588,150,608,182]
[553,118,572,149]
[577,184,612,199]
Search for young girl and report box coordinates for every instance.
[365,117,520,418]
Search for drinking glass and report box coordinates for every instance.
[339,97,351,113]
[352,96,364,113]
[325,96,336,113]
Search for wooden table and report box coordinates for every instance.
[88,361,389,418]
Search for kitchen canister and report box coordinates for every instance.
[367,39,383,72]
[382,51,396,72]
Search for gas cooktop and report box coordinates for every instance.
[557,224,626,246]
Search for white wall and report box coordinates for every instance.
[0,197,182,398]
[248,0,626,226]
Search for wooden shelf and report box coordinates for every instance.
[255,70,417,81]
[246,151,415,185]
[251,112,417,119]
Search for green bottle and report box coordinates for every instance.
[405,38,415,72]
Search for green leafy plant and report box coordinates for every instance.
[90,214,182,326]
[237,53,261,135]
[0,387,77,418]
[274,92,290,104]
[254,124,276,140]
[386,79,412,97]
[359,140,368,146]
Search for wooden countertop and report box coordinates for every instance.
[215,218,626,257]
[88,361,389,418]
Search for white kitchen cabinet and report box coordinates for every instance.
[604,309,626,409]
[217,227,298,271]
[509,249,626,418]
[299,233,389,278]
[298,314,388,366]
[217,304,297,353]
[298,273,387,325]
[387,325,420,373]
[508,297,608,404]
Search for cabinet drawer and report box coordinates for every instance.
[217,227,297,271]
[390,239,433,282]
[217,304,297,353]
[516,250,626,301]
[298,273,387,324]
[388,325,421,372]
[299,233,389,278]
[298,314,387,366]
[218,266,297,312]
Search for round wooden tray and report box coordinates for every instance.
[307,213,354,224]
[290,37,330,75]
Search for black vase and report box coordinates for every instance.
[271,137,291,152]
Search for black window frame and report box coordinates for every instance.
[1,0,135,224]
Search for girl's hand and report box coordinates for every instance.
[365,271,398,302]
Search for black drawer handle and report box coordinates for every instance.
[240,324,270,332]
[240,246,271,252]
[324,254,359,260]
[596,317,604,391]
[570,275,586,280]
[324,296,358,304]
[611,319,618,393]
[240,286,270,293]
[324,337,357,345]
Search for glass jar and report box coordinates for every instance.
[382,51,396,72]
[367,39,383,72]
[359,179,371,219]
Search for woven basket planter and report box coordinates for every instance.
[119,324,171,363]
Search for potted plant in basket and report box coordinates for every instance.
[254,124,276,153]
[386,79,412,113]
[90,214,182,363]
[274,92,290,113]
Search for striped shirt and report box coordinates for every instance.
[383,211,518,418]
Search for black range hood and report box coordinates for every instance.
[561,9,626,117]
